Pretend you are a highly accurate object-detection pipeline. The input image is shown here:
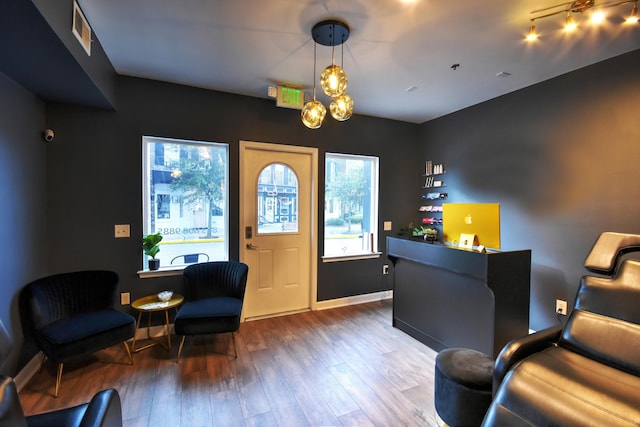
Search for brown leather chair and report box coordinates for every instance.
[482,232,640,426]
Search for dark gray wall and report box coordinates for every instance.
[2,0,639,376]
[0,72,48,374]
[44,75,417,313]
[0,0,116,110]
[30,0,117,108]
[418,48,640,331]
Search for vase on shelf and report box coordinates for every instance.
[424,234,437,243]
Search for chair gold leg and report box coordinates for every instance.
[176,336,186,363]
[231,332,237,359]
[54,363,63,398]
[164,310,171,349]
[130,311,143,351]
[123,341,134,365]
[38,353,46,373]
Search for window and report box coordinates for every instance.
[143,136,229,268]
[257,163,298,234]
[324,153,379,259]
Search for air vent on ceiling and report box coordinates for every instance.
[72,1,91,56]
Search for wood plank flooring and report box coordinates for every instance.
[18,300,439,426]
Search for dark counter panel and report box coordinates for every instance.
[387,237,531,357]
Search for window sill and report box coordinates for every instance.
[137,266,187,278]
[321,252,382,263]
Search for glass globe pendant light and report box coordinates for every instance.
[301,99,326,129]
[302,20,353,129]
[328,37,353,121]
[301,42,326,129]
[330,93,354,121]
[319,22,348,97]
[320,64,347,97]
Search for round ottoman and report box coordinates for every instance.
[434,348,494,426]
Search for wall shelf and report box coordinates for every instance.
[420,161,447,237]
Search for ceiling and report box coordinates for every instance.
[77,0,640,124]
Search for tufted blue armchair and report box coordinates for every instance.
[20,270,136,397]
[0,375,123,426]
[174,261,248,363]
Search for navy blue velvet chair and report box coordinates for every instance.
[0,375,123,427]
[20,271,136,397]
[174,261,248,363]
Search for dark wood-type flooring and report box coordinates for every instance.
[19,300,439,426]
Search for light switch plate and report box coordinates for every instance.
[383,221,392,231]
[121,292,130,305]
[114,224,130,238]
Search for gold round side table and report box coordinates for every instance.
[131,293,183,352]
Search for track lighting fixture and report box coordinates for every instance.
[565,11,578,30]
[526,0,638,41]
[627,1,639,22]
[527,20,539,40]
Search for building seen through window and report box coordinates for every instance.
[257,163,298,234]
[143,136,229,268]
[325,153,379,257]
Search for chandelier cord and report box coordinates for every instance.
[332,23,337,66]
[331,43,335,66]
[313,41,317,100]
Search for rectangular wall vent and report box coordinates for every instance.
[72,1,91,56]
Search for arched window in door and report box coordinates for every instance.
[257,163,298,234]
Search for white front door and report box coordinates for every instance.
[239,141,318,320]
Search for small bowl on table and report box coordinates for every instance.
[157,291,174,302]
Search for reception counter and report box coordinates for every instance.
[387,237,531,358]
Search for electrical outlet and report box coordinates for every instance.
[114,224,130,238]
[382,264,389,275]
[121,292,130,305]
[556,299,567,315]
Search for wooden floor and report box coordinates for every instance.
[19,300,439,427]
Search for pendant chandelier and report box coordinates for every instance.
[301,20,354,129]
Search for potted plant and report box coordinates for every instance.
[398,222,416,237]
[412,225,438,242]
[142,232,163,270]
[423,227,438,242]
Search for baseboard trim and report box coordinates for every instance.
[243,290,393,321]
[244,308,311,322]
[14,353,41,392]
[316,290,393,311]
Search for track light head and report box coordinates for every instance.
[526,21,538,41]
